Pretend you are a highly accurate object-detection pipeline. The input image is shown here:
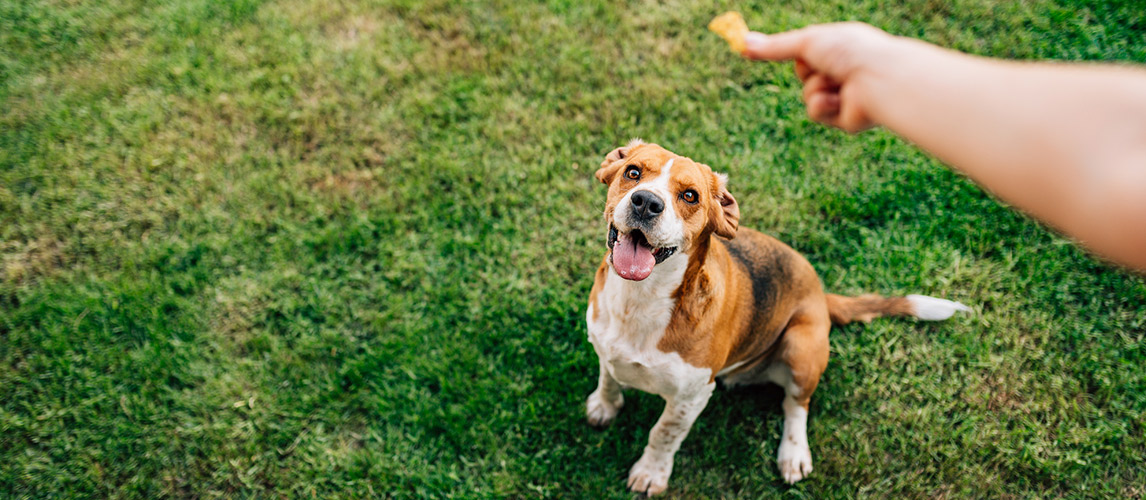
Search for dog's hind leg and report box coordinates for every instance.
[767,311,830,484]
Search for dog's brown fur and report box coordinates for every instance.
[590,141,908,399]
[586,141,969,494]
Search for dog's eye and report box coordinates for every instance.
[681,189,699,204]
[624,166,640,180]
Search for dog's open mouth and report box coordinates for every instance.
[607,224,677,281]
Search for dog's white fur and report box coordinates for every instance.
[906,294,972,320]
[586,157,727,494]
[586,253,716,494]
[586,142,971,494]
[611,158,686,250]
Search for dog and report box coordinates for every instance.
[584,140,970,495]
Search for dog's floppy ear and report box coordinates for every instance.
[595,138,645,184]
[710,171,740,239]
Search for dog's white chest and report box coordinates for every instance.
[587,261,712,398]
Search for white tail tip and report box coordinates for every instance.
[906,294,972,321]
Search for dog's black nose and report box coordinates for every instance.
[630,190,664,220]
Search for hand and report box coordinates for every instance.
[742,22,901,133]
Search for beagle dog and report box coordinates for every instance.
[585,140,969,495]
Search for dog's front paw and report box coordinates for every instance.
[586,390,623,427]
[627,451,673,496]
[777,439,813,484]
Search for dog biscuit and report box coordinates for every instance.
[708,11,748,53]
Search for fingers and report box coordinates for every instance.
[803,78,874,133]
[801,73,834,107]
[739,23,879,133]
[807,93,842,124]
[836,86,875,133]
[802,73,841,122]
[794,58,812,82]
[741,29,813,61]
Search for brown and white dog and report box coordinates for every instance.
[585,140,970,495]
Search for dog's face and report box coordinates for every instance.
[596,140,740,281]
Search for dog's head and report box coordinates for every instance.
[595,140,740,281]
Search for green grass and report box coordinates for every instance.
[2,0,1144,498]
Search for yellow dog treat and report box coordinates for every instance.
[708,11,748,53]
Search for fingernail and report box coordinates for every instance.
[744,32,768,53]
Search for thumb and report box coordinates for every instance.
[742,29,812,61]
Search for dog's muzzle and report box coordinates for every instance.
[608,224,677,281]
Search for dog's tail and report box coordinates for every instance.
[825,293,971,326]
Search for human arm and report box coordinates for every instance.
[742,23,1146,270]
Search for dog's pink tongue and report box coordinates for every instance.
[612,232,655,281]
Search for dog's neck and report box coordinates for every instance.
[602,250,688,345]
[602,233,721,340]
[680,233,715,291]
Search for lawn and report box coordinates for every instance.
[2,0,1145,498]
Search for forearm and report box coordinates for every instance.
[862,40,1146,268]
